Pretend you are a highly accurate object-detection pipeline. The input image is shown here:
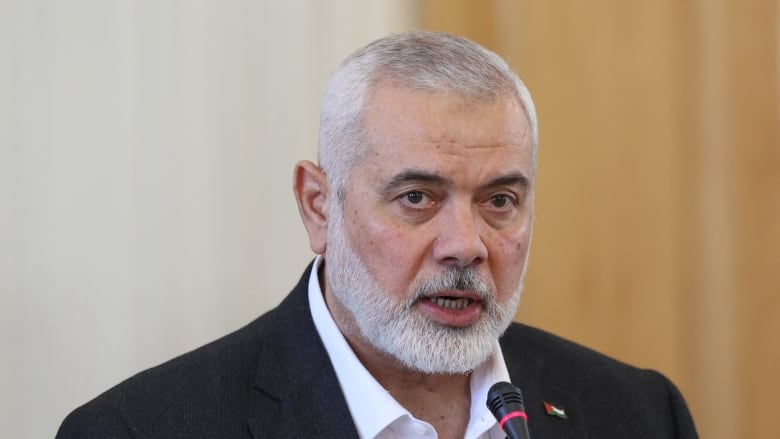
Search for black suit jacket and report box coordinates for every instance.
[57,265,698,438]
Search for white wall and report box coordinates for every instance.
[0,1,416,437]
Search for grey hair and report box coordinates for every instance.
[317,31,538,200]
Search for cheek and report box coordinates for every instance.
[494,222,531,258]
[346,214,424,294]
[490,223,533,289]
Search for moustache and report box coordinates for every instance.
[408,267,493,304]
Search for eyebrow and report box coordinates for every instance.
[380,169,448,198]
[484,172,531,191]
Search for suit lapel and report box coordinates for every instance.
[501,327,589,438]
[247,265,359,438]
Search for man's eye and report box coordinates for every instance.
[490,194,512,208]
[405,191,426,204]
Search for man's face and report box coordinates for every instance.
[324,84,535,374]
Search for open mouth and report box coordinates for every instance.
[428,297,473,310]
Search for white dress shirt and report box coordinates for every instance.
[307,256,510,439]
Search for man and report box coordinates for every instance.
[57,31,698,438]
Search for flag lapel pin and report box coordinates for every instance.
[543,401,568,419]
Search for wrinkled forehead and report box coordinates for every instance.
[362,85,533,155]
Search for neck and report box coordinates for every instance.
[350,328,473,439]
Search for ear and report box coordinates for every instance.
[293,160,330,254]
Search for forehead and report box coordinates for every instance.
[355,85,534,178]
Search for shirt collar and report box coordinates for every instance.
[308,255,510,439]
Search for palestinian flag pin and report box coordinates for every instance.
[544,401,568,419]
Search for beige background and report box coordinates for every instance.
[2,1,778,438]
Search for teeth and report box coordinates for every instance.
[431,297,470,310]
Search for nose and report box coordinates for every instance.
[432,202,488,268]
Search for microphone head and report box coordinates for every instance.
[486,381,531,439]
[486,381,525,415]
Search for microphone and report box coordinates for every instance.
[486,381,531,439]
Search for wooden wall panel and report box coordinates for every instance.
[420,1,779,438]
[712,1,780,437]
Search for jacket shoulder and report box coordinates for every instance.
[57,311,277,438]
[57,266,317,438]
[500,323,698,438]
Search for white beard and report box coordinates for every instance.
[324,202,524,374]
